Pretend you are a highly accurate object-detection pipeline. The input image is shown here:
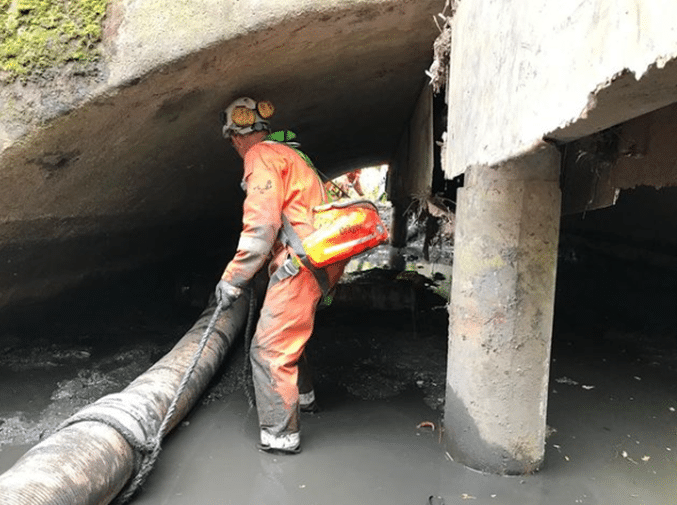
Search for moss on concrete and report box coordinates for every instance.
[0,0,108,79]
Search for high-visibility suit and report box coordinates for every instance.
[220,140,343,451]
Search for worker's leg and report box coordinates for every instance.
[250,267,321,452]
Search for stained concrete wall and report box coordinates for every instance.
[446,0,677,179]
[387,83,434,251]
[558,100,677,268]
[561,101,677,215]
[400,85,435,201]
[0,0,440,309]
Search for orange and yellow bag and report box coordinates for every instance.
[301,200,389,267]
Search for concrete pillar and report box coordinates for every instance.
[443,142,561,475]
[387,83,434,270]
[387,201,408,270]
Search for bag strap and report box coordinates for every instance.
[280,214,330,296]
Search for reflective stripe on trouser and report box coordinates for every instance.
[250,265,321,448]
[297,353,315,406]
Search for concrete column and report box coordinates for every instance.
[443,142,561,475]
[386,84,434,270]
[387,200,408,270]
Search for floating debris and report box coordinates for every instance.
[582,385,595,390]
[555,377,579,385]
[417,421,436,431]
[621,450,638,464]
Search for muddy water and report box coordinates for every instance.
[83,347,677,505]
[1,253,676,504]
[133,389,447,505]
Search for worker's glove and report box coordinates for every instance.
[215,280,242,309]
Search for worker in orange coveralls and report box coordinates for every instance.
[344,169,365,197]
[215,97,344,454]
[326,169,364,200]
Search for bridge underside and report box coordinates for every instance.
[1,1,677,494]
[0,0,440,308]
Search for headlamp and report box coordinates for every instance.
[231,106,257,127]
[221,97,275,138]
[257,101,275,119]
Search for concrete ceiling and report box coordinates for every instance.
[0,0,441,307]
[0,1,440,238]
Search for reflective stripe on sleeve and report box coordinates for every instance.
[237,235,270,255]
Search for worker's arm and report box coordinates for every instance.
[346,170,364,197]
[220,145,284,288]
[352,178,365,197]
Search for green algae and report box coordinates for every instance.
[0,0,109,80]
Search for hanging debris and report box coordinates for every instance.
[408,194,456,262]
[426,0,456,94]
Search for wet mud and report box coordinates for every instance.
[0,245,676,504]
[0,268,187,459]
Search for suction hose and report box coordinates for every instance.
[0,277,264,505]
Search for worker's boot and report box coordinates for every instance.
[257,430,301,455]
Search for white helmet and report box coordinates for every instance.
[220,97,275,138]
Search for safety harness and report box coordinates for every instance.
[271,214,331,295]
[264,131,388,299]
[264,131,332,295]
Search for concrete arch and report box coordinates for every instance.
[0,0,441,308]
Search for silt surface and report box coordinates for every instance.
[0,248,676,505]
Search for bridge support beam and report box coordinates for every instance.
[443,142,561,474]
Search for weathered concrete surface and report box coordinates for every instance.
[444,142,561,474]
[445,0,677,178]
[395,85,435,202]
[0,0,440,309]
[561,101,677,215]
[611,102,677,189]
[388,84,434,257]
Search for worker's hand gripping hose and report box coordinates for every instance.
[0,276,266,505]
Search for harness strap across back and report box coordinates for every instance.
[271,214,330,296]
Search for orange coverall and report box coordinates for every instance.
[221,140,343,449]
